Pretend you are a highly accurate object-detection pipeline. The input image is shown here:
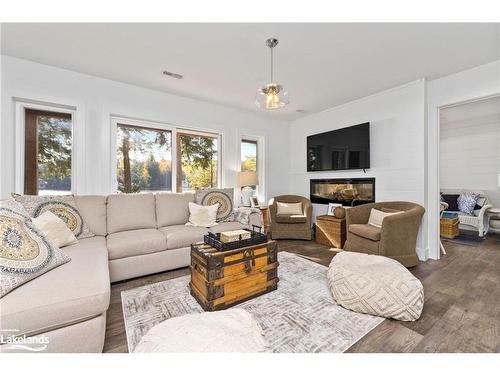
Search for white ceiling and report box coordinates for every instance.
[2,23,500,120]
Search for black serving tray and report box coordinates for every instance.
[204,225,267,251]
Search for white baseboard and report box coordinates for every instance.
[416,246,429,261]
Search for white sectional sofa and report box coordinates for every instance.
[0,192,261,353]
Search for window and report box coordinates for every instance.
[24,109,72,195]
[177,132,218,192]
[241,139,257,173]
[116,124,172,193]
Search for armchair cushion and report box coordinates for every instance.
[349,224,382,241]
[276,202,303,215]
[275,214,307,224]
[367,208,402,228]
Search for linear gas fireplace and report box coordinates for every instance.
[310,178,375,206]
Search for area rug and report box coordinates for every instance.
[121,251,384,353]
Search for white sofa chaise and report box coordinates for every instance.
[0,192,261,353]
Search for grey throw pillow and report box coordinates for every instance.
[0,199,71,297]
[195,188,234,222]
[12,194,94,239]
[457,193,479,215]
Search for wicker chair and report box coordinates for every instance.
[440,189,492,237]
[344,201,425,268]
[268,195,312,240]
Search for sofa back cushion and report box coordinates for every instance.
[107,193,156,234]
[155,192,195,227]
[74,195,107,236]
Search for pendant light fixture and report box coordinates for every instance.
[255,38,289,110]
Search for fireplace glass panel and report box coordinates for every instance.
[310,178,375,206]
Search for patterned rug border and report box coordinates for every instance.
[121,251,384,353]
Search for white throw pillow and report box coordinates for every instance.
[32,211,78,248]
[276,202,303,215]
[187,202,220,227]
[367,208,402,228]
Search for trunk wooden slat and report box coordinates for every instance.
[190,240,279,311]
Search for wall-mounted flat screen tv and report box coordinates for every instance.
[307,122,370,171]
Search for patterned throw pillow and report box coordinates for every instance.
[457,193,479,215]
[195,188,234,222]
[12,194,94,239]
[0,200,71,297]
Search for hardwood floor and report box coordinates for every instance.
[103,233,500,353]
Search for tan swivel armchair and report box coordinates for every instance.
[344,201,425,267]
[268,195,313,240]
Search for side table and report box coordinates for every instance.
[259,206,269,234]
[487,207,500,234]
[315,215,346,249]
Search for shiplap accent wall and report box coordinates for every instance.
[289,80,427,259]
[440,113,500,207]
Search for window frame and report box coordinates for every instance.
[15,99,79,195]
[176,129,222,192]
[115,122,174,194]
[239,135,265,202]
[110,117,222,194]
[24,108,73,195]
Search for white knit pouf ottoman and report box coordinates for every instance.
[328,252,424,321]
[134,309,268,353]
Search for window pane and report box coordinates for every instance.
[116,124,172,193]
[241,140,257,172]
[178,133,218,192]
[25,109,72,195]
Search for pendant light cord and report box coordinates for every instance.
[270,45,274,83]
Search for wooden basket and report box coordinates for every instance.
[440,217,459,239]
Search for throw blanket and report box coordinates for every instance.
[230,207,261,226]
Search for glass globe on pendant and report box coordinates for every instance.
[255,38,289,110]
[255,83,289,110]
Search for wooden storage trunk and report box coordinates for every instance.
[315,215,346,249]
[190,240,279,311]
[440,217,459,239]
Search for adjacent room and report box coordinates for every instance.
[1,21,499,356]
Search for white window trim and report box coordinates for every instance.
[110,116,223,194]
[239,134,266,204]
[14,98,82,195]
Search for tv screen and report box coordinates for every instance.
[307,122,370,171]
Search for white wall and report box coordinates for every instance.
[0,55,290,202]
[440,113,500,207]
[289,80,427,259]
[427,60,500,260]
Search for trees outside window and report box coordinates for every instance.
[241,139,257,172]
[116,124,172,193]
[177,133,218,192]
[24,109,72,195]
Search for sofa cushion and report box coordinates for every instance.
[107,229,167,260]
[107,193,156,234]
[155,192,195,227]
[0,236,110,337]
[74,195,107,236]
[275,214,307,224]
[1,203,71,298]
[13,194,95,239]
[349,224,381,241]
[195,188,234,222]
[159,225,208,250]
